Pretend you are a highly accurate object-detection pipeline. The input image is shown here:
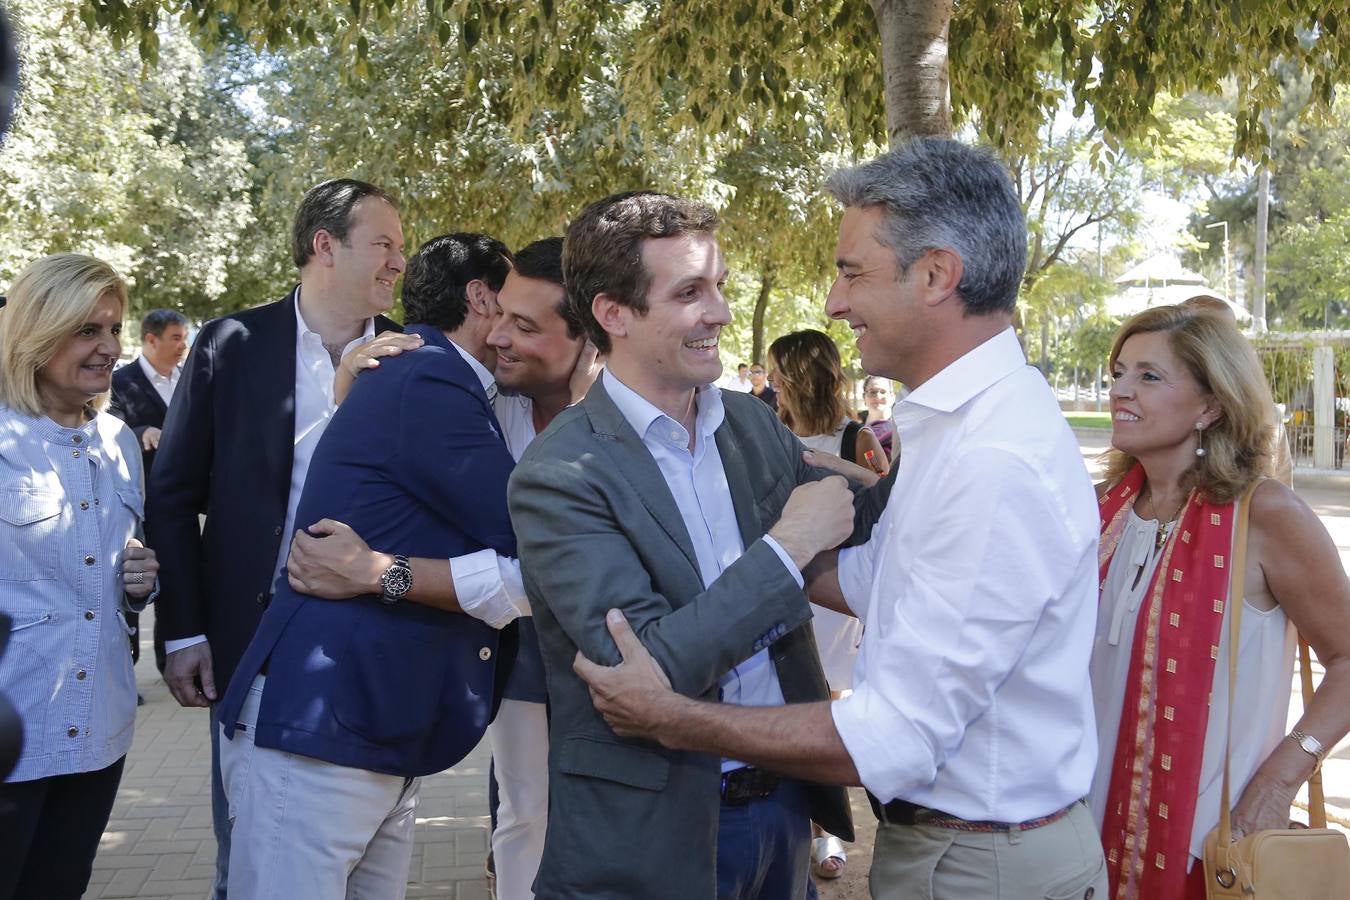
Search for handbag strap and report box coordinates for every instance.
[1218,478,1326,856]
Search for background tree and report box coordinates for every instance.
[1,0,256,322]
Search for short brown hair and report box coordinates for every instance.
[291,178,398,269]
[1102,305,1274,503]
[562,191,718,353]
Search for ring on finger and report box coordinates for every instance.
[126,570,144,584]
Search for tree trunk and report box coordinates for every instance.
[1253,163,1269,333]
[751,266,774,366]
[869,0,954,146]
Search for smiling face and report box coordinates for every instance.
[601,232,730,412]
[37,290,123,418]
[488,270,584,397]
[1109,330,1217,460]
[329,196,406,317]
[825,205,927,383]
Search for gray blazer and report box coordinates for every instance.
[508,381,853,899]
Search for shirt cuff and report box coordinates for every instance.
[762,535,804,588]
[165,634,208,655]
[450,548,523,630]
[837,546,870,619]
[831,685,932,804]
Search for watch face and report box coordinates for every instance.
[382,566,412,597]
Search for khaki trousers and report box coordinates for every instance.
[869,800,1107,900]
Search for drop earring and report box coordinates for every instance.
[1194,421,1206,457]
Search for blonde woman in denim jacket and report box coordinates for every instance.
[0,254,159,900]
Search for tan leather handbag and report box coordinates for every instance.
[1202,481,1350,899]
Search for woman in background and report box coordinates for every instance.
[859,374,896,462]
[767,329,881,883]
[0,253,159,900]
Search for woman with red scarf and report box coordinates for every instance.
[1090,305,1350,899]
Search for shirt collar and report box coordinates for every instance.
[603,368,724,447]
[136,354,177,384]
[293,287,377,351]
[446,337,497,396]
[895,327,1026,424]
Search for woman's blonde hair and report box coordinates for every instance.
[0,253,128,417]
[1102,305,1274,503]
[768,329,851,438]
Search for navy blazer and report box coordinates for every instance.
[217,326,519,777]
[108,359,171,478]
[146,289,400,694]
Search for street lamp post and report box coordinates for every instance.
[1205,220,1232,306]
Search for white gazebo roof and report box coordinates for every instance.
[1106,254,1250,323]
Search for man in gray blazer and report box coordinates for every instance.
[507,191,857,899]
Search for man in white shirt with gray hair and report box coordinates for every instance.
[574,138,1108,900]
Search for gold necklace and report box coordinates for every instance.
[1143,488,1187,551]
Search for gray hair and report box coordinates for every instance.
[825,138,1026,316]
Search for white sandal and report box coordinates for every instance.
[811,834,847,880]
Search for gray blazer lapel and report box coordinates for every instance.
[583,379,702,579]
[714,419,764,549]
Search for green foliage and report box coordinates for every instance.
[1,0,257,321]
[76,0,1350,158]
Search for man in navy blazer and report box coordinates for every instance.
[108,307,187,668]
[146,180,405,899]
[215,233,521,898]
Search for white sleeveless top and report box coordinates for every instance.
[1088,506,1295,864]
[797,420,864,691]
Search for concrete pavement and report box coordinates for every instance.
[82,432,1349,898]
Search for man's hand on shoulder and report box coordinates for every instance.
[769,475,854,570]
[165,642,216,707]
[287,519,391,599]
[334,332,424,404]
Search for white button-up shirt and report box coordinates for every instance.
[604,369,800,772]
[165,292,375,656]
[831,328,1100,822]
[136,354,181,407]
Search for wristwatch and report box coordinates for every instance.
[379,555,413,605]
[1289,730,1327,771]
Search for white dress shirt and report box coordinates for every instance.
[603,369,801,772]
[137,354,181,407]
[831,328,1100,822]
[164,292,375,656]
[441,346,532,630]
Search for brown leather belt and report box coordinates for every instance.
[868,793,1078,833]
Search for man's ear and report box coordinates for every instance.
[465,279,496,318]
[311,230,337,268]
[593,293,629,342]
[919,248,963,307]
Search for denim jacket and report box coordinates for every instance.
[0,404,149,782]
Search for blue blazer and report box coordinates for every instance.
[146,290,401,693]
[217,326,519,777]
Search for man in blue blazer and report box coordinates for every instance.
[108,307,187,668]
[215,233,521,898]
[146,180,405,899]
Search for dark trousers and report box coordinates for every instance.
[716,776,815,900]
[0,755,126,900]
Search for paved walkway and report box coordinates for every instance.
[83,437,1350,899]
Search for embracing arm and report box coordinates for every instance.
[507,453,850,699]
[1232,480,1350,836]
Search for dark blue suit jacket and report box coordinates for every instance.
[108,360,172,479]
[217,326,519,777]
[146,289,400,692]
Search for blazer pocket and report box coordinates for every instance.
[331,612,454,746]
[556,734,670,792]
[0,489,63,581]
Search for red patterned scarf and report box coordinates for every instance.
[1098,463,1236,900]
